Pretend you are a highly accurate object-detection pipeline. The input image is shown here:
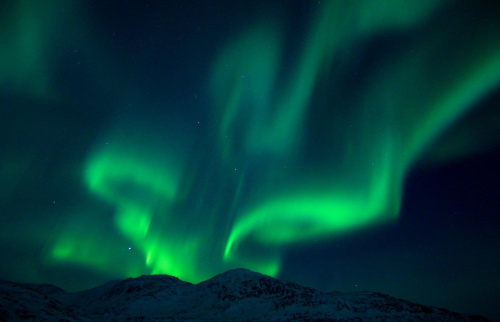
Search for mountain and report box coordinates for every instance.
[0,268,490,321]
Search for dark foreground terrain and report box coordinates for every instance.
[0,268,490,321]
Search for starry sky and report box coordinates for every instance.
[1,0,500,319]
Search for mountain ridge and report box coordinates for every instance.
[0,268,490,321]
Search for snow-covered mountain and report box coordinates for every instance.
[0,268,490,321]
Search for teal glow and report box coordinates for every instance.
[215,1,500,272]
[31,1,499,281]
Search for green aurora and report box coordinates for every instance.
[50,0,500,283]
[2,1,499,290]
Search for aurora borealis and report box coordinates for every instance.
[1,0,500,319]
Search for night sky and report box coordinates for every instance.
[1,0,500,319]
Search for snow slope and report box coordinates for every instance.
[0,269,490,321]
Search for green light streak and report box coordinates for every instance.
[407,50,500,165]
[219,1,500,273]
[82,145,200,280]
[41,1,500,283]
[51,122,214,283]
[211,22,283,158]
[85,149,179,239]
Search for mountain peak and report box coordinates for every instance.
[208,267,268,281]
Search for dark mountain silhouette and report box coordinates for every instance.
[0,268,490,321]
